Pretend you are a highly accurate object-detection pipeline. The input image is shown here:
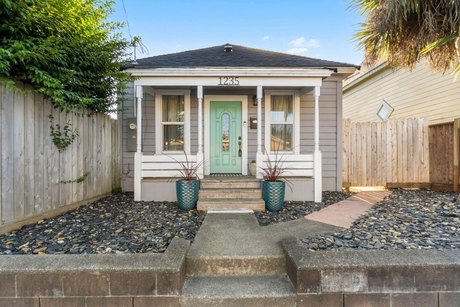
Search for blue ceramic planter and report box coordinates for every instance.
[176,179,200,211]
[262,180,285,212]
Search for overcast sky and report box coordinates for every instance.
[111,0,364,65]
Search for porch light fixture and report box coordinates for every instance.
[253,95,257,106]
[377,99,394,121]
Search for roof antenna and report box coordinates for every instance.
[130,36,148,65]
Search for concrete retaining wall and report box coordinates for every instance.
[0,237,189,307]
[282,237,460,307]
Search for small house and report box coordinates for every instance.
[120,44,357,204]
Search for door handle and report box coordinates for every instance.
[238,136,242,157]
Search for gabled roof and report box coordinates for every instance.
[126,44,359,70]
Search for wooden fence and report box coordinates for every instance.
[0,82,120,230]
[342,118,430,187]
[428,120,460,191]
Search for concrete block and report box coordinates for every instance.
[86,297,133,307]
[157,271,182,295]
[40,297,85,307]
[0,298,39,307]
[134,296,180,307]
[415,267,460,291]
[16,273,63,297]
[0,274,16,297]
[298,293,343,307]
[110,271,156,295]
[344,293,391,307]
[62,272,109,296]
[439,292,460,307]
[321,269,368,292]
[390,293,438,307]
[297,269,321,293]
[368,267,415,292]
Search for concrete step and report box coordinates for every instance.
[186,253,284,276]
[186,213,286,276]
[197,199,265,212]
[181,275,296,307]
[199,188,262,199]
[201,179,261,189]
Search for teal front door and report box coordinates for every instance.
[210,101,242,174]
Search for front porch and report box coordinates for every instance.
[132,82,324,203]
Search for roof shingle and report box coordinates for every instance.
[127,44,358,69]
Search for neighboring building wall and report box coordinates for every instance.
[343,61,460,124]
[121,80,342,193]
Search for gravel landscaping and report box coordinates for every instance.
[0,193,205,255]
[302,189,460,251]
[255,191,352,226]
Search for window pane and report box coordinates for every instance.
[164,125,184,151]
[270,95,293,122]
[163,95,184,122]
[271,124,292,151]
[222,113,230,152]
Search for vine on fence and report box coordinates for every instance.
[60,172,90,184]
[49,115,79,152]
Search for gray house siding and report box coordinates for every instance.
[300,80,340,191]
[121,81,341,192]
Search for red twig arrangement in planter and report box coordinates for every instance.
[171,151,203,181]
[260,150,286,182]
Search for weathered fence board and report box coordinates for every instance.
[428,121,460,190]
[0,82,120,229]
[343,118,430,187]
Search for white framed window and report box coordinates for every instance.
[265,90,300,154]
[155,90,191,154]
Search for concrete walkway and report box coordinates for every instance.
[186,213,341,276]
[305,190,391,228]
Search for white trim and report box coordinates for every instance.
[134,85,143,201]
[204,95,248,175]
[313,86,322,202]
[154,89,191,154]
[256,86,263,155]
[126,67,333,77]
[264,90,300,154]
[134,152,142,201]
[134,76,323,87]
[197,86,203,154]
[336,81,343,191]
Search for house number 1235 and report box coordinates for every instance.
[218,76,240,86]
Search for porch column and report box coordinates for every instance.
[134,85,143,201]
[197,86,204,178]
[256,86,263,178]
[314,86,322,202]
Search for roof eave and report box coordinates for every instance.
[125,67,339,78]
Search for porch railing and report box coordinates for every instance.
[257,154,314,178]
[141,154,202,178]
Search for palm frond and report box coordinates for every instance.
[422,32,458,54]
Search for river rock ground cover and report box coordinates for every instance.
[302,189,460,251]
[0,193,205,254]
[255,191,352,226]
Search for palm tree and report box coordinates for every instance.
[353,0,460,75]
